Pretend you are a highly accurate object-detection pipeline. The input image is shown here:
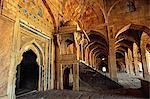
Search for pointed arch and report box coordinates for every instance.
[19,40,44,65]
[115,24,150,39]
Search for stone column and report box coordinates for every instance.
[81,44,84,61]
[107,26,117,81]
[91,53,93,67]
[56,63,60,89]
[145,50,150,74]
[108,39,118,81]
[128,48,135,75]
[133,43,139,76]
[92,54,95,67]
[125,52,130,73]
[81,34,84,61]
[76,46,80,60]
[141,46,149,79]
[73,63,79,91]
[93,54,97,68]
[60,64,63,90]
[121,62,126,72]
[89,51,92,66]
[85,48,89,64]
[140,32,150,79]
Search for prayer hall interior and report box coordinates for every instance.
[0,0,149,99]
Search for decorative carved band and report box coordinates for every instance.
[20,20,50,40]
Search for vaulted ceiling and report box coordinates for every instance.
[63,0,105,30]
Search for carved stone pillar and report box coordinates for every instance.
[133,43,139,76]
[89,51,93,66]
[92,54,95,67]
[125,52,130,73]
[145,50,150,74]
[73,63,79,91]
[108,39,117,81]
[128,48,135,75]
[108,26,117,81]
[140,32,150,79]
[93,53,96,68]
[141,48,149,79]
[81,34,84,61]
[76,46,80,60]
[56,63,61,89]
[85,48,89,64]
[81,44,84,61]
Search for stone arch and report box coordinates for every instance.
[115,24,150,78]
[18,41,44,90]
[115,24,150,63]
[62,65,73,90]
[115,24,150,39]
[15,49,39,95]
[7,40,45,98]
[19,40,44,64]
[115,36,137,45]
[107,0,123,20]
[88,30,108,44]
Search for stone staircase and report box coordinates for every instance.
[79,62,123,92]
[17,62,144,99]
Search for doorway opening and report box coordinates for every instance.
[15,49,39,95]
[63,67,73,90]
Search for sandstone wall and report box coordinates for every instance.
[0,15,14,97]
[108,0,150,34]
[0,0,58,98]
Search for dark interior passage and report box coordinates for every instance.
[16,50,39,95]
[63,67,73,90]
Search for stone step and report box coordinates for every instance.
[79,62,123,92]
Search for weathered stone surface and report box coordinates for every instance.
[0,0,149,98]
[0,15,14,97]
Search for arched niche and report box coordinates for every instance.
[20,41,44,85]
[7,40,45,98]
[15,49,39,95]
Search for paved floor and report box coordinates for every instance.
[117,72,141,89]
[17,63,145,99]
[98,71,142,89]
[101,72,142,89]
[17,89,144,99]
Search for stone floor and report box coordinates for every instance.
[17,63,146,99]
[117,72,141,89]
[17,89,144,99]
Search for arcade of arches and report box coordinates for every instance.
[0,0,149,99]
